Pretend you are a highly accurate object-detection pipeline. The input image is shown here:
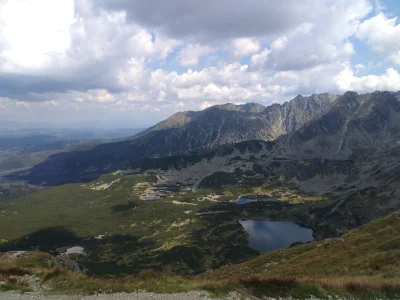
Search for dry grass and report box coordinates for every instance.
[0,266,32,276]
[1,261,399,298]
[38,270,400,299]
[231,275,400,299]
[1,213,399,299]
[309,276,400,292]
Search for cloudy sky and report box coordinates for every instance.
[1,0,400,127]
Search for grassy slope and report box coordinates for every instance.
[1,170,398,297]
[1,214,399,299]
[3,169,394,276]
[0,170,347,275]
[0,173,265,275]
[207,212,400,280]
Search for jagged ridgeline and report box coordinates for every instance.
[6,93,337,185]
[127,91,400,229]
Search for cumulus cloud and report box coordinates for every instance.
[231,38,260,57]
[200,101,212,110]
[357,13,400,64]
[355,64,366,73]
[97,0,312,41]
[264,0,371,71]
[334,63,400,91]
[0,0,74,72]
[249,49,271,71]
[0,0,180,100]
[0,0,399,125]
[176,44,215,66]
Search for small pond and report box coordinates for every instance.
[234,198,258,205]
[239,220,313,253]
[143,193,159,200]
[65,246,86,255]
[234,195,279,205]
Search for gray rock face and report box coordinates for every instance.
[129,91,400,232]
[10,94,337,185]
[279,91,400,159]
[141,94,337,149]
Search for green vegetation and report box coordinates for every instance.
[0,170,345,275]
[0,183,40,202]
[0,213,399,299]
[0,167,398,298]
[205,212,400,294]
[0,282,32,293]
[0,173,257,275]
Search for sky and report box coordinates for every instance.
[1,0,400,127]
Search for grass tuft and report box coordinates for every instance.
[0,266,31,276]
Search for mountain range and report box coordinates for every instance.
[5,90,400,230]
[1,90,399,294]
[124,91,400,234]
[8,92,338,185]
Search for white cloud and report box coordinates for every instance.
[334,63,400,92]
[173,63,261,89]
[116,58,149,88]
[130,29,181,60]
[357,13,400,64]
[231,38,260,57]
[177,44,214,67]
[200,101,212,110]
[355,63,366,73]
[0,0,181,98]
[41,100,58,107]
[264,1,371,71]
[1,0,399,126]
[0,0,74,72]
[249,49,271,71]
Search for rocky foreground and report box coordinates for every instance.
[0,291,362,300]
[0,291,250,300]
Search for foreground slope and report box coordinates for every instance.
[1,214,399,299]
[206,212,400,280]
[7,93,336,185]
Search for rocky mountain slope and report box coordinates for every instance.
[126,91,400,232]
[139,93,337,146]
[7,93,337,185]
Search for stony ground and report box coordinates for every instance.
[0,291,362,300]
[0,291,252,300]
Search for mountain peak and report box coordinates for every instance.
[343,91,359,99]
[214,102,266,113]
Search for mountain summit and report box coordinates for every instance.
[6,93,342,185]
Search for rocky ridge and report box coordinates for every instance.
[8,93,337,186]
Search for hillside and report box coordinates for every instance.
[6,93,336,186]
[206,211,400,280]
[126,91,400,233]
[0,213,399,299]
[0,91,399,299]
[0,91,399,275]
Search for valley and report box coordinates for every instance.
[0,171,328,276]
[0,91,399,299]
[2,0,400,297]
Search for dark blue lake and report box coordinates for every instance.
[235,195,279,205]
[239,220,313,253]
[235,198,258,204]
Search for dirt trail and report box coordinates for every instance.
[0,291,250,300]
